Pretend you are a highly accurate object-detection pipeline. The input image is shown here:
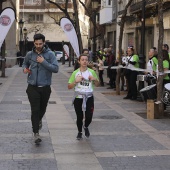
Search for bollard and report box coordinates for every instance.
[147,99,160,119]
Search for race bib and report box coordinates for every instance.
[78,79,90,89]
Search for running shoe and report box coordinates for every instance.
[76,132,82,140]
[34,133,42,144]
[84,127,90,138]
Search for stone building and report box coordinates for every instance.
[19,0,89,54]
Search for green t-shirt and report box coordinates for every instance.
[163,60,170,80]
[99,51,106,61]
[147,57,158,72]
[152,57,158,71]
[133,54,139,68]
[68,68,99,97]
[128,54,139,68]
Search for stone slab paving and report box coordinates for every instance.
[98,156,170,170]
[0,64,170,170]
[0,67,58,170]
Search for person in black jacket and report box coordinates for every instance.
[22,33,59,144]
[16,51,22,67]
[106,49,116,89]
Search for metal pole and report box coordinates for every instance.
[71,46,74,66]
[69,43,71,67]
[19,27,23,51]
[24,37,26,56]
[138,0,146,96]
[19,27,23,67]
[93,11,96,62]
[140,0,146,68]
[62,41,65,65]
[1,41,5,77]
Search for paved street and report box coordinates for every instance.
[0,63,170,170]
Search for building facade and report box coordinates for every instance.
[19,0,89,54]
[19,0,73,51]
[85,0,170,64]
[127,0,170,63]
[100,0,117,50]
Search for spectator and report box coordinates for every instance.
[97,53,104,86]
[123,46,139,100]
[109,44,115,55]
[88,47,93,61]
[106,48,116,89]
[16,51,22,67]
[162,44,170,59]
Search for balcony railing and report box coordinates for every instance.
[118,10,124,16]
[130,0,156,13]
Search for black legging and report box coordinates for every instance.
[108,68,116,88]
[126,70,138,99]
[99,70,104,85]
[73,96,94,132]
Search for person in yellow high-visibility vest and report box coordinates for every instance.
[98,48,106,62]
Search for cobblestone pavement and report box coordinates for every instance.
[0,63,170,170]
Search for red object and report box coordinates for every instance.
[88,76,92,81]
[26,68,31,74]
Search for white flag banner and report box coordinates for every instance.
[0,8,15,48]
[60,18,80,58]
[63,44,69,58]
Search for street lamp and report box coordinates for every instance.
[18,19,24,67]
[23,27,28,56]
[91,0,99,62]
[19,19,24,43]
[139,0,146,69]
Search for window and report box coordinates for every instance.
[24,0,41,5]
[29,14,43,23]
[108,0,111,5]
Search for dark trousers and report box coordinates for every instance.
[26,84,51,133]
[108,69,116,88]
[73,96,94,132]
[99,70,104,85]
[19,58,24,67]
[163,79,170,109]
[126,70,138,99]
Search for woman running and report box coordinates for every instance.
[68,54,99,140]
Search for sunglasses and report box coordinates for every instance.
[128,46,133,49]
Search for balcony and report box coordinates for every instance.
[130,0,170,14]
[130,0,156,13]
[99,7,113,25]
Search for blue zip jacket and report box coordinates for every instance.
[22,45,59,86]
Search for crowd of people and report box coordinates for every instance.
[80,43,170,102]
